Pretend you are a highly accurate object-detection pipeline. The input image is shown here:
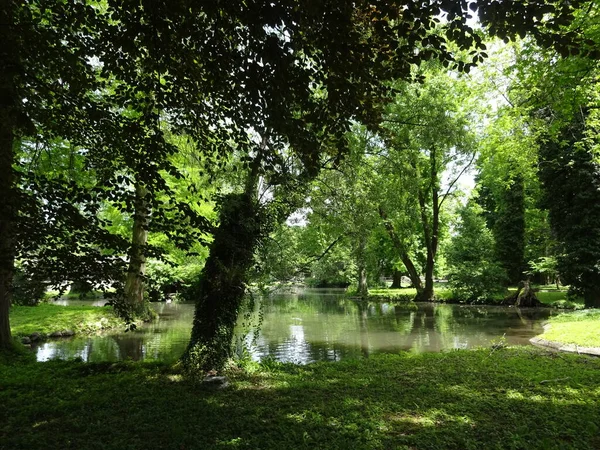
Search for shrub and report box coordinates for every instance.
[12,269,47,306]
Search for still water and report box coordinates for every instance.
[35,288,553,363]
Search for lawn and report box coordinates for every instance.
[540,310,600,348]
[10,304,124,337]
[1,347,599,449]
[367,286,580,307]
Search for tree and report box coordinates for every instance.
[175,0,594,368]
[447,202,508,302]
[477,171,526,285]
[492,2,600,305]
[538,114,600,307]
[378,66,477,301]
[306,126,382,297]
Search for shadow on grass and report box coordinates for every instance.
[1,348,599,449]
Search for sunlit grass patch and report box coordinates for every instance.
[540,310,600,348]
[10,304,124,337]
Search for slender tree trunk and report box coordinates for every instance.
[356,235,368,298]
[0,3,17,350]
[124,182,151,318]
[378,206,423,295]
[357,265,368,298]
[0,126,15,350]
[390,269,402,289]
[416,148,439,302]
[182,170,265,372]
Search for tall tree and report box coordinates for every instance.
[538,114,600,307]
[307,126,381,297]
[378,67,477,301]
[477,171,526,286]
[493,2,600,304]
[0,1,107,349]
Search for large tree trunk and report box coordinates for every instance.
[182,187,265,372]
[390,269,402,289]
[0,3,17,350]
[421,262,435,302]
[0,125,15,350]
[124,182,151,318]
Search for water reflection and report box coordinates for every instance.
[37,289,553,363]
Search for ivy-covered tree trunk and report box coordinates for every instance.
[0,2,17,349]
[419,196,438,302]
[422,263,435,302]
[124,182,151,318]
[182,185,265,372]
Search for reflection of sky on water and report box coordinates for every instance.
[36,290,554,363]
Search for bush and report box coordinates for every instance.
[12,269,47,306]
[145,260,203,302]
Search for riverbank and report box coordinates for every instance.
[10,304,125,342]
[1,347,598,449]
[365,287,580,308]
[532,310,600,353]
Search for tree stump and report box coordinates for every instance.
[503,280,542,307]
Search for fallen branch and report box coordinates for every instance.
[539,377,570,384]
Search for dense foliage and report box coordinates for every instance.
[1,0,599,369]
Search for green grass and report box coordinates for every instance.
[1,347,599,449]
[367,287,580,307]
[368,287,454,301]
[540,310,600,348]
[10,304,124,337]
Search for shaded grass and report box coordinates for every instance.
[541,310,600,348]
[10,304,124,337]
[1,348,600,449]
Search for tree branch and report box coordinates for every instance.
[438,151,476,210]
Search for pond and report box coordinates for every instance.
[35,288,553,363]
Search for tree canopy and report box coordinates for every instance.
[1,0,598,367]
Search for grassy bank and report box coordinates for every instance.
[1,347,599,449]
[366,287,580,307]
[539,310,600,348]
[10,304,124,338]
